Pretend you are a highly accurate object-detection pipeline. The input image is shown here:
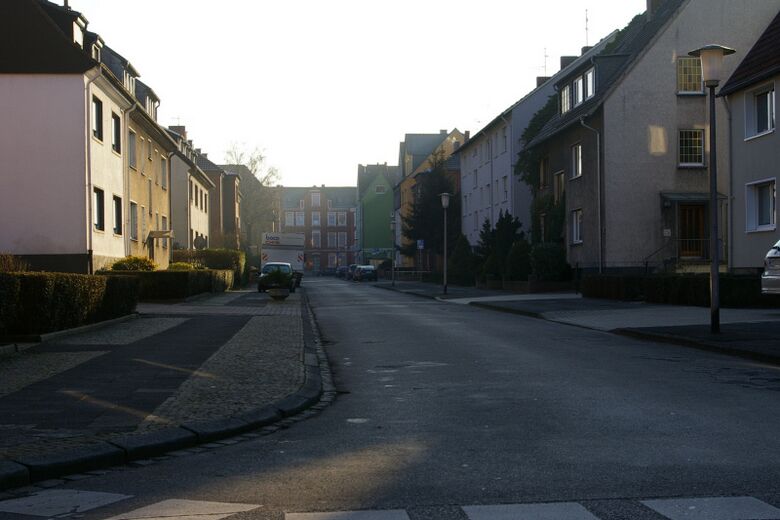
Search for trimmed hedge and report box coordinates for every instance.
[102,269,233,301]
[581,273,778,308]
[172,249,245,287]
[0,273,139,336]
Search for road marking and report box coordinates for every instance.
[0,489,131,517]
[641,496,780,520]
[286,511,410,520]
[463,502,600,520]
[103,498,260,520]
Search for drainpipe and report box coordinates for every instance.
[167,150,175,262]
[580,117,603,274]
[123,104,138,258]
[723,96,733,272]
[84,70,100,274]
[499,114,511,217]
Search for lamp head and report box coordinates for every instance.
[440,192,451,209]
[688,44,735,87]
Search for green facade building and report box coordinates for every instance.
[357,164,398,264]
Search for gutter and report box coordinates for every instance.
[84,69,100,274]
[580,117,603,273]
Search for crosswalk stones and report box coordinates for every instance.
[0,489,131,517]
[463,502,600,520]
[641,496,780,520]
[286,511,410,520]
[103,499,260,520]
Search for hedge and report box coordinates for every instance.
[581,273,778,308]
[172,249,245,287]
[102,269,233,301]
[0,273,139,336]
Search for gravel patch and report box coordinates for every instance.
[0,351,107,398]
[137,315,305,428]
[54,318,189,345]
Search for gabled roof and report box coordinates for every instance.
[720,9,780,96]
[0,0,96,73]
[357,164,398,198]
[197,154,226,174]
[135,79,159,104]
[528,0,686,148]
[401,132,450,173]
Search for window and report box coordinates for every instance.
[311,192,321,207]
[679,130,705,166]
[572,209,583,244]
[160,158,167,189]
[473,170,478,188]
[328,232,337,247]
[375,185,386,194]
[328,253,337,267]
[112,195,122,235]
[747,85,775,138]
[161,216,168,249]
[502,176,508,201]
[128,131,137,169]
[295,211,305,226]
[571,144,582,179]
[573,76,584,106]
[93,188,105,230]
[554,172,565,205]
[141,207,146,240]
[539,157,550,189]
[92,97,103,140]
[189,180,193,202]
[584,68,595,99]
[502,126,507,153]
[677,57,703,94]
[561,85,571,113]
[147,139,152,160]
[312,230,321,247]
[148,179,153,213]
[312,212,321,227]
[338,212,347,226]
[111,113,121,153]
[204,194,208,213]
[327,212,337,226]
[130,202,138,240]
[746,179,776,231]
[285,211,295,227]
[299,200,305,209]
[338,232,347,247]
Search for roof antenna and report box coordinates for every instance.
[585,9,590,46]
[543,47,549,76]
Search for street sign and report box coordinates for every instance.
[417,240,424,250]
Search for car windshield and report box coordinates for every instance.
[262,264,291,274]
[773,240,780,250]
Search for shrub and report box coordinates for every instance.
[168,262,197,271]
[263,268,292,287]
[482,254,501,280]
[530,243,571,281]
[0,273,139,336]
[101,269,233,301]
[0,274,21,333]
[0,253,29,273]
[505,240,532,281]
[172,249,245,287]
[448,235,477,286]
[111,256,156,271]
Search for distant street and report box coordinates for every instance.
[6,278,780,520]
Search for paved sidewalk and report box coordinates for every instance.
[376,280,780,363]
[0,289,329,490]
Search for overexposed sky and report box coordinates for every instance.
[71,0,645,187]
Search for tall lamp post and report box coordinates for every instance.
[440,193,451,295]
[689,44,735,334]
[390,212,396,287]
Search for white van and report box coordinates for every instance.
[762,239,780,294]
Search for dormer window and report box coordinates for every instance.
[561,85,571,114]
[573,76,584,106]
[91,45,101,61]
[123,72,136,96]
[585,68,595,99]
[72,21,84,48]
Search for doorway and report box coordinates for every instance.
[678,204,706,258]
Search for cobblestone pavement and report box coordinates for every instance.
[0,290,306,459]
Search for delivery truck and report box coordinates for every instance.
[260,232,305,287]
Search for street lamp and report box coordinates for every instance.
[689,44,735,334]
[389,212,396,287]
[440,192,451,295]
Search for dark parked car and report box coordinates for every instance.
[336,266,349,279]
[257,262,296,293]
[346,264,358,280]
[353,265,378,282]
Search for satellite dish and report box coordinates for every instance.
[194,236,207,250]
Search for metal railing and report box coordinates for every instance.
[643,239,728,274]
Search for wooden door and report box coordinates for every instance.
[679,204,706,257]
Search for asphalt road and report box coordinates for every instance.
[9,278,780,520]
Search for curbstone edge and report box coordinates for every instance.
[109,427,198,460]
[13,442,126,482]
[0,460,30,490]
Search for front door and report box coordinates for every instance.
[678,204,706,258]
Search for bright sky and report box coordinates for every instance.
[71,0,645,187]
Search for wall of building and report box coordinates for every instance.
[361,173,393,252]
[728,76,780,270]
[0,74,88,262]
[603,0,780,268]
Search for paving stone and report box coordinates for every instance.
[463,502,601,520]
[641,496,780,520]
[103,498,259,520]
[0,489,131,517]
[286,511,410,520]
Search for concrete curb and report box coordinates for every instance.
[613,328,780,365]
[0,288,330,492]
[0,314,139,350]
[469,302,544,319]
[373,284,439,301]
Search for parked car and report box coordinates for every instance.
[346,264,358,280]
[353,265,378,282]
[336,266,349,279]
[258,262,296,293]
[761,239,780,295]
[318,267,337,277]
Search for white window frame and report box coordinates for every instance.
[584,68,595,99]
[571,144,582,179]
[571,208,583,244]
[678,129,705,167]
[327,232,337,247]
[285,211,295,228]
[561,85,571,114]
[128,130,137,169]
[112,195,122,235]
[311,192,321,208]
[311,229,321,248]
[337,212,347,226]
[312,212,321,227]
[338,231,347,247]
[677,57,704,95]
[93,187,105,231]
[745,178,776,232]
[129,201,138,241]
[745,82,775,140]
[327,212,337,226]
[295,211,305,227]
[573,76,584,106]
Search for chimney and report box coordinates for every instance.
[581,46,593,56]
[202,153,208,159]
[647,0,664,20]
[536,76,551,87]
[64,0,70,9]
[465,130,470,140]
[440,129,447,135]
[169,125,187,139]
[194,148,201,154]
[560,56,578,70]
